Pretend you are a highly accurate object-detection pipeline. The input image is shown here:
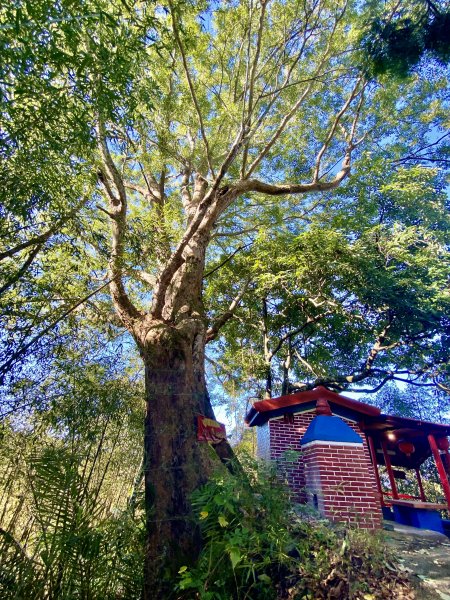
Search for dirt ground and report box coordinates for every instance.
[384,524,450,600]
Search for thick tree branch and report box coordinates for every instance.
[435,380,450,394]
[343,376,394,394]
[291,361,448,395]
[294,349,321,378]
[233,152,351,196]
[364,319,393,372]
[97,121,126,205]
[152,127,349,319]
[124,181,152,199]
[180,166,193,217]
[97,122,142,326]
[134,270,157,287]
[150,126,246,318]
[125,174,164,205]
[0,229,49,263]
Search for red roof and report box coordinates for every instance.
[245,386,380,426]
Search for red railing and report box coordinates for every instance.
[382,491,420,506]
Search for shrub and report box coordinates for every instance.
[176,455,411,600]
[176,455,292,599]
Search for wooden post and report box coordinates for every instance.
[367,435,384,503]
[381,440,398,499]
[415,467,427,502]
[428,434,450,509]
[442,449,450,478]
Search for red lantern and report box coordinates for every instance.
[398,440,415,457]
[436,437,450,451]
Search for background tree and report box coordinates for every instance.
[207,160,450,403]
[360,0,450,78]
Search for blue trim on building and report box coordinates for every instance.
[301,415,363,445]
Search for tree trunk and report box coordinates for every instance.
[281,341,292,396]
[139,318,220,598]
[262,297,272,399]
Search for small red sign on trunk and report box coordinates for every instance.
[196,415,227,443]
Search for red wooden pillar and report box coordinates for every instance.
[367,435,383,502]
[415,467,426,502]
[381,440,398,499]
[441,448,450,477]
[428,434,450,509]
[436,437,450,477]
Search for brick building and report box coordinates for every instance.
[245,387,450,531]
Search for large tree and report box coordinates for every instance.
[1,0,449,595]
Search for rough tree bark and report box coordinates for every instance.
[132,220,225,595]
[139,316,210,596]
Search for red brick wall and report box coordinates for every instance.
[266,412,382,527]
[302,442,382,529]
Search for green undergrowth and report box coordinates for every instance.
[176,455,412,600]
